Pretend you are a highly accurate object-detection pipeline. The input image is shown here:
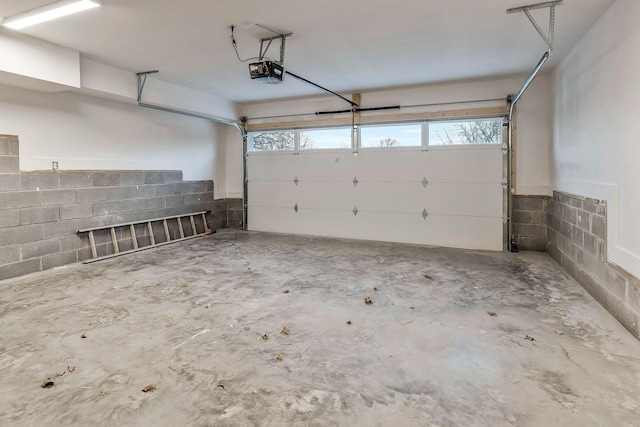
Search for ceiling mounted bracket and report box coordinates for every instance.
[507,1,562,52]
[136,70,159,103]
[259,33,292,65]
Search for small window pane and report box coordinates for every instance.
[360,124,422,147]
[429,119,502,145]
[299,128,351,150]
[249,131,294,151]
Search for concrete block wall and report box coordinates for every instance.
[547,191,640,338]
[512,196,548,251]
[0,135,243,281]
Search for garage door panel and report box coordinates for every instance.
[249,206,503,251]
[249,180,297,207]
[247,141,504,250]
[248,154,298,181]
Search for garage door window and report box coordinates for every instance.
[428,119,502,146]
[360,124,422,148]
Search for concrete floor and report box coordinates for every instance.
[1,230,640,427]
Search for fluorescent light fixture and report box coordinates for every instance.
[2,0,100,30]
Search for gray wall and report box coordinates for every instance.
[547,191,640,338]
[512,196,548,251]
[0,135,242,280]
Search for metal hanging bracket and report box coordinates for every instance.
[507,1,562,52]
[136,70,159,103]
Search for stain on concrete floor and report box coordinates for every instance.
[1,230,640,426]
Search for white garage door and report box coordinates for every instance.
[247,119,505,251]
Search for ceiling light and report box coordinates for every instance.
[1,0,100,30]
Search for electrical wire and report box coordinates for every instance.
[230,25,271,63]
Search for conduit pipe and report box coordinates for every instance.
[507,50,549,251]
[136,72,248,230]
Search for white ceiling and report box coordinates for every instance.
[0,0,614,104]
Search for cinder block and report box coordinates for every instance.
[59,172,92,188]
[92,172,121,187]
[20,206,60,225]
[0,209,20,227]
[77,246,93,262]
[185,192,213,205]
[582,232,596,255]
[227,198,243,210]
[92,200,136,216]
[570,225,584,247]
[120,172,144,185]
[132,185,155,198]
[568,197,584,209]
[106,186,134,201]
[0,174,20,191]
[41,189,76,206]
[560,220,572,238]
[134,210,159,222]
[183,181,208,194]
[528,238,547,252]
[583,200,597,214]
[60,234,88,251]
[144,172,165,185]
[576,211,591,232]
[604,266,628,301]
[133,197,165,211]
[594,285,639,339]
[165,195,185,208]
[0,245,20,265]
[164,171,183,183]
[0,136,19,155]
[0,224,41,245]
[592,215,606,239]
[77,187,108,203]
[77,213,135,230]
[513,196,546,211]
[1,191,41,209]
[563,205,577,225]
[20,173,59,190]
[60,203,93,220]
[0,156,19,173]
[530,211,547,226]
[547,243,561,264]
[512,210,532,225]
[205,181,214,192]
[154,184,177,196]
[22,238,60,260]
[42,251,77,270]
[41,220,79,239]
[596,204,606,216]
[0,259,41,280]
[517,224,546,239]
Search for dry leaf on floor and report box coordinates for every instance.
[346,320,352,325]
[81,333,87,339]
[283,290,290,294]
[424,274,433,280]
[217,384,225,390]
[276,354,283,361]
[262,334,269,340]
[180,283,188,288]
[364,296,373,305]
[280,327,289,335]
[373,287,380,291]
[57,366,75,377]
[40,378,54,389]
[142,384,156,393]
[205,303,212,309]
[525,335,535,341]
[555,330,564,335]
[487,311,498,317]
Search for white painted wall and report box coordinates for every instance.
[0,84,223,184]
[0,27,80,91]
[552,0,640,278]
[239,74,553,196]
